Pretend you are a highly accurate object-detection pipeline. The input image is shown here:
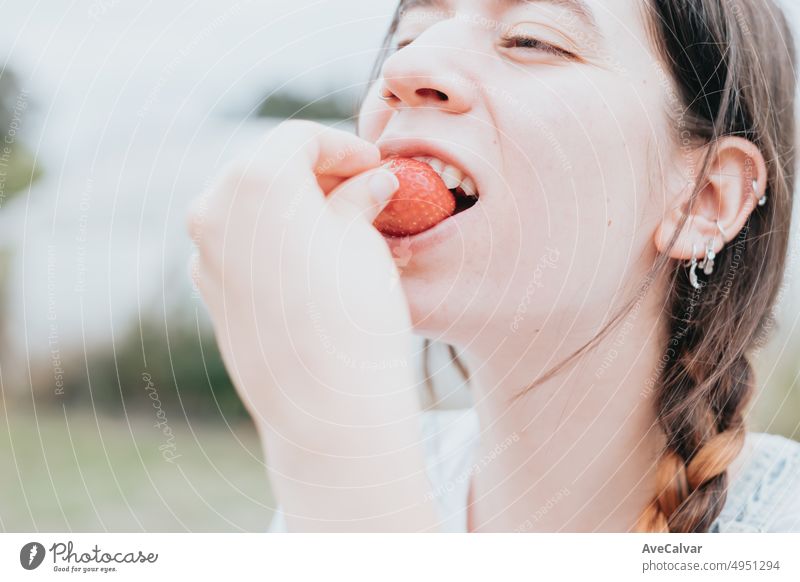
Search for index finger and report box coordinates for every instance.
[262,120,381,182]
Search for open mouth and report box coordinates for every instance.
[408,155,480,216]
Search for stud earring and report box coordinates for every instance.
[753,179,767,207]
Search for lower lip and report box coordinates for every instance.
[380,204,477,254]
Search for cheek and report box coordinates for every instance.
[490,89,662,315]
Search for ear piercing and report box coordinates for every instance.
[716,220,728,240]
[687,243,701,290]
[687,240,715,290]
[753,179,767,207]
[686,222,726,290]
[687,244,700,290]
[698,238,716,276]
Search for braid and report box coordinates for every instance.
[637,263,755,532]
[635,0,796,533]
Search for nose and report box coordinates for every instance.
[380,43,475,114]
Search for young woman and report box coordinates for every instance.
[188,0,800,532]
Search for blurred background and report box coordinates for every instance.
[0,0,798,532]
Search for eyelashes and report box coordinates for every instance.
[390,34,577,60]
[499,34,576,60]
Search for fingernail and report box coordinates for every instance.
[368,170,399,205]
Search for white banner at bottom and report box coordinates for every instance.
[1,533,798,581]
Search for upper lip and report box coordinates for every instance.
[376,138,479,195]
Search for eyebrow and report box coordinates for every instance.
[400,0,602,38]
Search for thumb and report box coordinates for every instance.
[325,167,399,224]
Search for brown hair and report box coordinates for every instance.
[635,0,796,532]
[366,0,797,532]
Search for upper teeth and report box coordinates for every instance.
[412,156,478,198]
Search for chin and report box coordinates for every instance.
[399,272,488,344]
[399,274,447,333]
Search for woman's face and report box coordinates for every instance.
[358,0,681,347]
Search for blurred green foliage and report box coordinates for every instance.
[0,144,39,199]
[49,312,247,421]
[256,90,356,121]
[0,406,273,531]
[753,337,800,441]
[0,68,42,203]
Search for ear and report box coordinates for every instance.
[654,136,767,261]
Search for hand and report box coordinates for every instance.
[188,120,411,425]
[187,121,438,531]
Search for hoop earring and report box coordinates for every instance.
[686,243,701,290]
[698,238,716,276]
[716,220,728,240]
[753,179,767,207]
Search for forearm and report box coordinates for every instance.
[258,374,439,532]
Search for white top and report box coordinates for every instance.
[267,408,800,532]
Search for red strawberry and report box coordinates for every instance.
[373,157,456,237]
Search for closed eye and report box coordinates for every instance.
[501,35,576,59]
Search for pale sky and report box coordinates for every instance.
[0,0,401,121]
